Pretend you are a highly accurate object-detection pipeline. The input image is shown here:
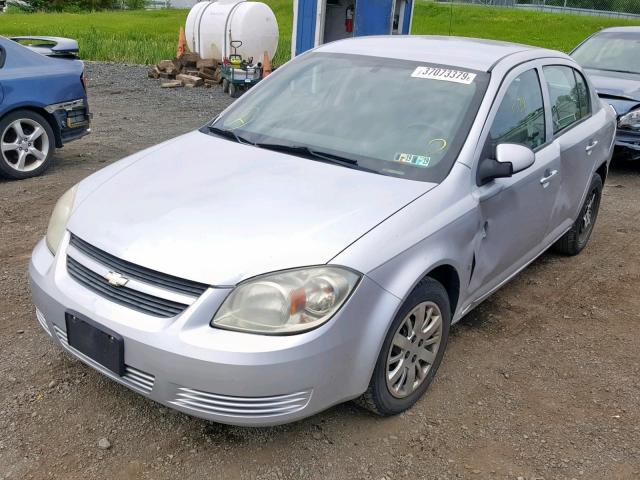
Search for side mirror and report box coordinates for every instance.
[477,143,535,186]
[498,143,535,174]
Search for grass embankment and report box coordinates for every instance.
[0,1,638,65]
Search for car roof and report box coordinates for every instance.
[315,35,567,72]
[598,26,640,34]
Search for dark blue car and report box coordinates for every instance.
[572,27,640,161]
[0,36,90,179]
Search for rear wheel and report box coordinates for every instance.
[355,278,451,416]
[553,173,603,255]
[222,78,230,93]
[0,110,55,180]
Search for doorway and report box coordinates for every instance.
[321,0,356,44]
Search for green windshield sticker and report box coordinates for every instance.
[394,153,431,168]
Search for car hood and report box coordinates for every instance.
[585,68,640,101]
[68,131,435,286]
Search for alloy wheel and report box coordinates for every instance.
[578,189,599,244]
[386,301,443,398]
[1,118,50,173]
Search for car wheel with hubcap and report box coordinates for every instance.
[0,110,55,180]
[553,173,603,256]
[356,277,451,415]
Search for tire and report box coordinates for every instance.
[222,78,230,93]
[355,277,451,416]
[228,82,241,98]
[553,173,603,256]
[0,109,55,180]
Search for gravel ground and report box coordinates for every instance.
[1,62,639,480]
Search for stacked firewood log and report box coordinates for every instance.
[148,52,222,88]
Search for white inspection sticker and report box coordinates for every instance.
[411,66,477,85]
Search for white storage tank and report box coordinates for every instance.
[185,0,279,63]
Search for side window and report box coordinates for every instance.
[543,65,585,134]
[574,70,591,119]
[488,69,546,154]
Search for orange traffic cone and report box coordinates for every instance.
[262,51,272,77]
[177,26,187,58]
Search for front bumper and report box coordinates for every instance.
[29,235,400,426]
[614,129,640,160]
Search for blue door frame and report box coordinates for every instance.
[354,0,394,37]
[294,0,413,56]
[295,0,318,56]
[402,0,413,34]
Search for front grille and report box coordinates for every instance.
[69,234,208,297]
[67,256,187,318]
[53,324,155,394]
[170,387,312,418]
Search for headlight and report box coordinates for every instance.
[212,266,360,335]
[45,185,78,255]
[618,109,640,130]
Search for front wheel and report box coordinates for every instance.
[553,173,603,256]
[0,110,55,179]
[355,278,451,416]
[222,78,230,93]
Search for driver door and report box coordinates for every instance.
[468,64,562,300]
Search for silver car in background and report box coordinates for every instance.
[30,36,615,426]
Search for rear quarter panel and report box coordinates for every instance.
[0,38,86,117]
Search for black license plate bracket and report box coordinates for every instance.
[65,312,125,376]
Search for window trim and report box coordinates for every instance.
[541,64,594,138]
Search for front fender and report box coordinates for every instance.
[332,163,479,323]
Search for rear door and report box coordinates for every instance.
[540,64,610,237]
[469,63,563,298]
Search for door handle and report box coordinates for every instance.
[540,169,558,186]
[586,140,599,154]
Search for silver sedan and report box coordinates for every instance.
[29,36,616,426]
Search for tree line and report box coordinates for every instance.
[13,0,149,11]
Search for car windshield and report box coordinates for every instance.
[572,31,640,75]
[209,52,489,183]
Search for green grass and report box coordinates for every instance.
[413,1,640,52]
[0,1,638,65]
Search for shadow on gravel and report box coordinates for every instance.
[610,155,640,174]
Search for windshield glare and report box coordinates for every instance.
[212,53,489,182]
[572,32,640,75]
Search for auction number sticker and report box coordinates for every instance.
[411,66,476,85]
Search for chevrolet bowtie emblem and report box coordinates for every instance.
[104,271,129,287]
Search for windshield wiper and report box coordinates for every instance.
[207,125,254,145]
[255,143,378,173]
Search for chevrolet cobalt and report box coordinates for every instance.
[30,37,615,426]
